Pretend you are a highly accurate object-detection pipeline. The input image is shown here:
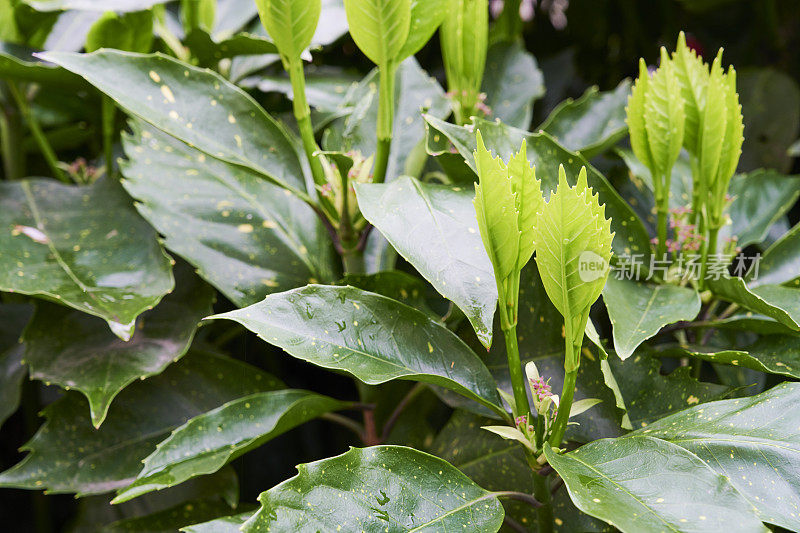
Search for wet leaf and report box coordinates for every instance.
[0,304,33,427]
[635,382,800,531]
[607,350,731,429]
[338,270,445,319]
[540,81,630,158]
[0,42,83,86]
[242,446,504,532]
[749,221,800,287]
[114,390,351,502]
[355,176,497,347]
[0,352,282,496]
[210,284,504,416]
[424,115,651,262]
[482,40,544,129]
[181,512,251,533]
[22,264,214,428]
[545,435,767,532]
[104,498,237,532]
[603,277,701,360]
[43,50,311,197]
[706,277,800,331]
[0,178,174,340]
[121,120,337,307]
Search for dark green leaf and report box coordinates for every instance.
[104,498,237,532]
[121,120,337,307]
[0,303,33,427]
[0,177,174,340]
[603,277,701,360]
[0,42,83,86]
[431,410,613,532]
[481,41,544,130]
[545,435,767,532]
[720,170,800,248]
[424,115,652,262]
[608,350,731,429]
[43,50,310,197]
[184,29,278,66]
[323,58,450,179]
[635,382,800,530]
[210,284,504,416]
[706,277,800,330]
[339,270,444,319]
[355,176,496,347]
[22,264,214,428]
[181,512,251,533]
[114,390,351,502]
[739,68,800,173]
[539,81,630,158]
[0,352,281,496]
[243,445,504,532]
[749,221,800,287]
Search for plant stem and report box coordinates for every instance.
[322,412,364,437]
[101,96,116,173]
[341,245,365,274]
[494,0,523,42]
[493,491,542,509]
[8,83,67,183]
[288,59,326,189]
[373,61,397,184]
[502,324,529,418]
[656,189,668,259]
[549,315,581,447]
[532,474,554,533]
[381,382,425,442]
[0,84,24,180]
[699,225,719,289]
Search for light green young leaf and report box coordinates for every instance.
[441,0,488,117]
[343,0,410,66]
[507,140,543,270]
[481,425,535,452]
[255,0,321,62]
[396,0,447,61]
[710,65,744,217]
[568,398,602,418]
[626,58,654,174]
[532,166,614,339]
[699,50,728,195]
[85,10,153,54]
[473,130,519,282]
[671,31,708,152]
[643,47,685,179]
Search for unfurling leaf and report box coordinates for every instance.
[671,31,708,152]
[532,166,614,362]
[441,0,488,121]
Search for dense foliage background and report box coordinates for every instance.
[2,0,800,531]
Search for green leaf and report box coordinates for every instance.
[181,512,252,533]
[21,264,213,428]
[43,50,310,197]
[720,170,800,248]
[210,284,504,415]
[472,130,520,282]
[85,10,153,53]
[23,0,170,11]
[431,410,613,531]
[698,51,728,190]
[751,221,800,287]
[0,351,282,496]
[626,58,654,174]
[240,66,359,112]
[532,166,614,335]
[242,445,504,532]
[739,67,800,173]
[608,350,731,429]
[121,120,338,307]
[540,81,630,158]
[635,382,800,530]
[482,40,544,129]
[603,277,701,360]
[323,58,450,179]
[343,0,410,66]
[255,0,320,61]
[114,389,350,503]
[104,499,237,532]
[671,31,708,153]
[663,334,800,380]
[0,177,174,340]
[424,115,651,262]
[396,0,447,61]
[706,276,800,330]
[545,435,767,533]
[0,304,33,428]
[338,270,445,319]
[0,42,84,86]
[440,0,488,119]
[644,48,685,179]
[355,176,497,347]
[184,29,279,67]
